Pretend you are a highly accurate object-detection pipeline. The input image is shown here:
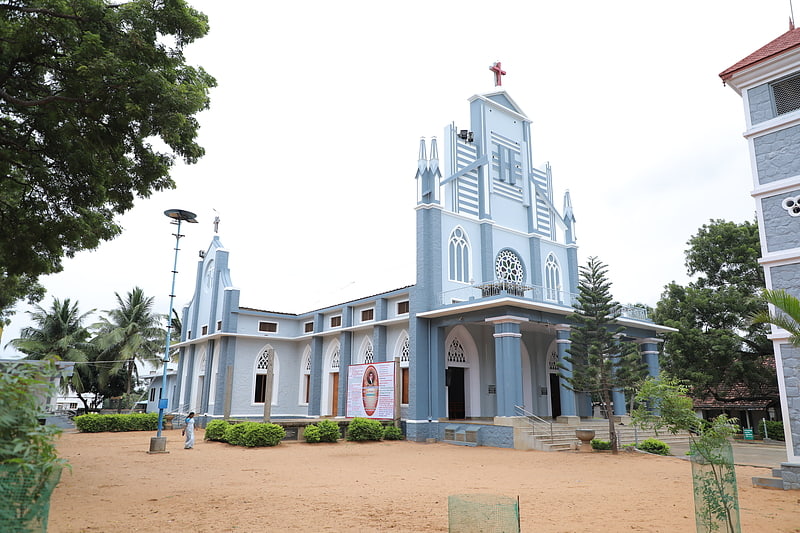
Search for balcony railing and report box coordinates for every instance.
[440,280,576,308]
[439,282,650,321]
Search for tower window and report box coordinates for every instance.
[448,227,470,283]
[773,73,800,116]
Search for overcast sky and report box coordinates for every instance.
[2,1,794,355]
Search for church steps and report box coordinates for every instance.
[519,419,693,452]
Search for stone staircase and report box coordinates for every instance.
[519,418,693,452]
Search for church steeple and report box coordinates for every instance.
[563,190,577,245]
[415,137,441,205]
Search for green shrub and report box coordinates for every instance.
[383,425,404,440]
[590,438,611,450]
[204,420,229,442]
[303,424,322,443]
[223,422,285,447]
[304,420,341,443]
[637,438,670,456]
[74,412,158,432]
[240,423,285,447]
[223,423,248,446]
[73,413,104,433]
[756,420,784,441]
[346,417,384,441]
[316,420,341,442]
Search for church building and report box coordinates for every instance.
[157,75,671,448]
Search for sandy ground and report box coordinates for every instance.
[48,429,800,533]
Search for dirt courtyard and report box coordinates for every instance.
[48,429,800,532]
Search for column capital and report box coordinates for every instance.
[485,315,529,325]
[636,337,663,345]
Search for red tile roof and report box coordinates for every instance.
[720,23,800,82]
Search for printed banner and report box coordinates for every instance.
[346,362,395,419]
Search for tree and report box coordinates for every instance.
[632,377,741,532]
[751,288,800,344]
[6,297,93,395]
[653,220,776,404]
[0,0,216,321]
[92,287,165,400]
[563,257,646,454]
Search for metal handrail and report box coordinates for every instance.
[514,405,553,442]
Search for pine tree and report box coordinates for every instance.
[563,257,646,454]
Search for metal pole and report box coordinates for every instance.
[157,217,182,438]
[149,209,196,454]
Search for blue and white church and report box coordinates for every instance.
[155,81,672,448]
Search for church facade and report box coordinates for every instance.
[159,87,670,447]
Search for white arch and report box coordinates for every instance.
[299,345,312,405]
[448,226,471,283]
[252,344,279,406]
[444,325,481,417]
[321,340,340,416]
[189,347,206,412]
[393,330,410,367]
[356,336,374,365]
[545,253,562,302]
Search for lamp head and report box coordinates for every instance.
[164,209,198,223]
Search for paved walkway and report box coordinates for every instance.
[667,439,788,468]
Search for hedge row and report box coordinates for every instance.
[74,413,159,432]
[204,420,285,447]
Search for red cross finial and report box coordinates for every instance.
[490,61,506,86]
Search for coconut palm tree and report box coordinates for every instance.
[751,289,800,345]
[6,298,94,395]
[92,287,165,398]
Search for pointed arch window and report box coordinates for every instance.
[254,346,276,404]
[448,227,470,283]
[330,347,340,370]
[447,338,466,364]
[301,346,312,405]
[397,333,410,405]
[361,339,374,365]
[545,253,562,302]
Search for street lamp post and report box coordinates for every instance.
[148,209,197,454]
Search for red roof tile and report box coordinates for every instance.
[720,24,800,81]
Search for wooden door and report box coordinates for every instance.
[331,372,339,416]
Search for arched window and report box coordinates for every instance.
[447,338,466,364]
[357,338,374,365]
[300,346,312,405]
[448,227,470,283]
[253,345,277,404]
[545,253,562,302]
[396,333,410,405]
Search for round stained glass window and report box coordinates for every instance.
[495,249,524,283]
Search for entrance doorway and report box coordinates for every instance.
[549,373,561,418]
[331,372,339,416]
[447,367,466,419]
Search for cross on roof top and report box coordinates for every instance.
[490,61,506,86]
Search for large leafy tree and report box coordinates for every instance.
[6,297,93,395]
[653,219,776,402]
[563,257,646,454]
[92,287,165,398]
[0,0,216,321]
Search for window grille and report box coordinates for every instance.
[447,339,466,363]
[773,74,800,115]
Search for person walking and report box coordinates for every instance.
[182,412,195,449]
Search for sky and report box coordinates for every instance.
[1,1,794,355]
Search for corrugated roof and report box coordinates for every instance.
[720,23,800,81]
